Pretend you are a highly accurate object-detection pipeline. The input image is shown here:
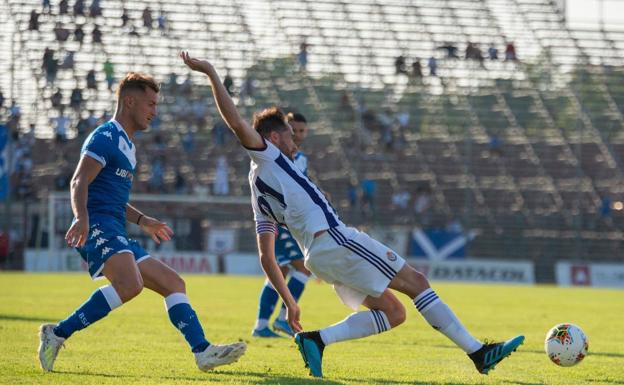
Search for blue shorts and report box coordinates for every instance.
[275,227,304,266]
[76,214,150,279]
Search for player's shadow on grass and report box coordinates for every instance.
[164,370,346,384]
[0,314,54,323]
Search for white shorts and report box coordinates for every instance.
[304,226,406,310]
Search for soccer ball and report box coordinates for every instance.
[544,323,588,367]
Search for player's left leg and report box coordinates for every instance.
[389,264,524,374]
[138,257,246,371]
[295,290,405,378]
[273,259,310,336]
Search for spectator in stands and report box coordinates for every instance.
[89,0,102,18]
[103,59,114,90]
[167,72,178,94]
[360,179,376,216]
[414,185,431,215]
[73,0,85,17]
[428,56,438,77]
[28,10,40,31]
[348,182,358,210]
[50,89,63,109]
[54,168,72,191]
[411,58,423,78]
[489,135,503,157]
[41,0,51,14]
[142,7,153,29]
[121,8,130,27]
[488,43,498,60]
[339,90,354,121]
[148,157,165,192]
[54,22,70,42]
[191,99,207,127]
[175,169,188,194]
[395,55,407,75]
[213,119,227,146]
[74,24,85,45]
[182,130,195,153]
[70,86,83,111]
[240,76,255,104]
[438,42,459,59]
[76,112,90,138]
[223,71,234,96]
[53,108,69,143]
[213,155,229,196]
[298,42,309,71]
[44,51,58,85]
[391,190,411,210]
[59,0,69,15]
[86,69,97,90]
[158,11,168,35]
[86,110,97,129]
[150,115,162,131]
[179,74,193,96]
[59,51,75,70]
[600,196,612,223]
[92,25,103,44]
[466,42,485,67]
[505,42,517,61]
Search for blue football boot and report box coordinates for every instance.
[294,331,325,377]
[273,319,295,336]
[468,335,525,374]
[251,326,282,338]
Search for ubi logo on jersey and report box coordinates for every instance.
[115,168,133,181]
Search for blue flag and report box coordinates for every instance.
[0,124,8,201]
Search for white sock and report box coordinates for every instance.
[254,318,269,330]
[319,310,390,346]
[100,285,122,309]
[414,288,482,354]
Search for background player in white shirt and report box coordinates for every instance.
[181,51,524,379]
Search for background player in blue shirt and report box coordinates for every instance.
[38,72,246,373]
[252,112,313,337]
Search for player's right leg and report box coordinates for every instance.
[39,252,141,372]
[139,257,246,371]
[388,264,524,374]
[295,290,405,378]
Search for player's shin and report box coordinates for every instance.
[413,288,482,354]
[54,285,122,339]
[165,293,210,352]
[319,310,390,346]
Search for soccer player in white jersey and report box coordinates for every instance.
[181,52,524,378]
[37,72,245,373]
[252,112,313,338]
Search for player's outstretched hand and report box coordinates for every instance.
[65,217,89,248]
[287,303,303,334]
[180,51,214,74]
[139,216,174,244]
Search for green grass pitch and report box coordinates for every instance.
[0,273,623,384]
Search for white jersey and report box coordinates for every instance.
[247,139,344,254]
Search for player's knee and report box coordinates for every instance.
[385,301,407,328]
[116,277,144,302]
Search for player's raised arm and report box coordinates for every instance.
[179,51,263,149]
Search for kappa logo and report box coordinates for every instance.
[386,250,398,262]
[101,246,113,257]
[101,131,113,140]
[116,236,128,245]
[90,228,103,239]
[95,237,108,247]
[177,321,188,330]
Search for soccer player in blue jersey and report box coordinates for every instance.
[37,72,246,373]
[181,52,523,379]
[252,112,313,338]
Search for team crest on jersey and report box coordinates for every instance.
[386,250,398,261]
[116,236,128,245]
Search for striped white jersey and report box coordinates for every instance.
[247,139,343,254]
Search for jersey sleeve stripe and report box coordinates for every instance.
[83,150,106,166]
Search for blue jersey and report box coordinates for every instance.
[81,120,136,222]
[293,151,308,176]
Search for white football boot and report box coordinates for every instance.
[38,324,66,372]
[194,342,247,371]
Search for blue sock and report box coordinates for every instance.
[165,293,210,353]
[256,281,279,327]
[54,285,122,339]
[279,271,309,319]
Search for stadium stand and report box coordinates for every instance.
[3,0,624,269]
